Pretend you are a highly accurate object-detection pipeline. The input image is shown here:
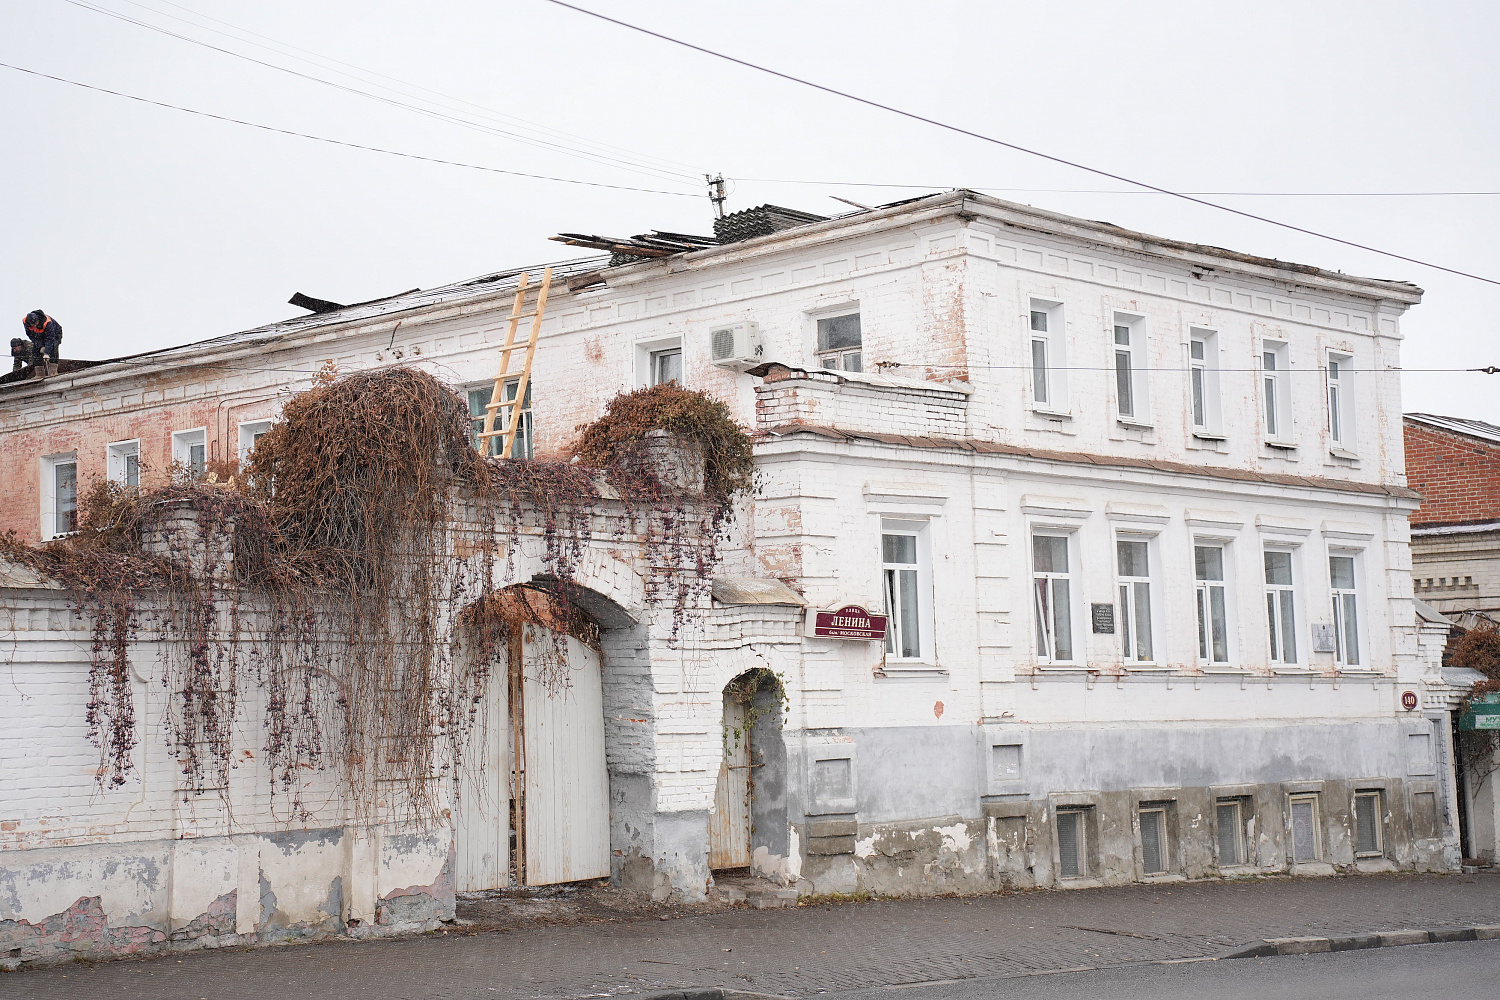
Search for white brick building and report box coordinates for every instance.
[0,190,1469,961]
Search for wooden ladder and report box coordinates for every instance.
[477,267,552,458]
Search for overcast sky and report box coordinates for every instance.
[4,0,1498,419]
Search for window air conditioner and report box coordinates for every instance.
[709,321,763,369]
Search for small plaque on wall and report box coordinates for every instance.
[1090,603,1116,634]
[1311,623,1337,653]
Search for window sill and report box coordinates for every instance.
[1116,417,1154,430]
[1329,447,1360,461]
[1122,664,1175,673]
[1270,666,1315,675]
[875,662,948,678]
[1192,430,1227,441]
[1263,439,1298,450]
[1200,666,1247,674]
[1030,407,1073,420]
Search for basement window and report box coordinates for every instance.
[1289,793,1321,863]
[1057,808,1088,878]
[1354,791,1383,857]
[1215,797,1249,867]
[1138,804,1170,875]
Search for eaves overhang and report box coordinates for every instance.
[598,189,1424,305]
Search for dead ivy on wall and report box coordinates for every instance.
[0,370,753,819]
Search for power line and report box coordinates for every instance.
[0,61,700,197]
[540,0,1500,288]
[58,0,703,187]
[128,0,706,180]
[732,178,1500,198]
[877,362,1499,374]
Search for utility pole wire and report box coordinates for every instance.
[540,0,1500,288]
[59,0,702,186]
[0,61,700,197]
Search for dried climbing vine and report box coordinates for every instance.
[1452,622,1500,794]
[1,369,754,819]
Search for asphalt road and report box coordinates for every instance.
[826,940,1500,1000]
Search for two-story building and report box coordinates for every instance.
[0,190,1465,962]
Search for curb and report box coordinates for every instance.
[627,991,792,1000]
[1221,924,1500,959]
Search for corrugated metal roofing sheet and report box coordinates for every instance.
[1405,412,1500,445]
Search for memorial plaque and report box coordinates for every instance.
[1090,603,1115,634]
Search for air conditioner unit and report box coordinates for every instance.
[709,321,763,369]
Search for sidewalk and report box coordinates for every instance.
[2,872,1497,1000]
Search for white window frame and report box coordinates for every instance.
[881,518,934,663]
[237,420,273,465]
[106,439,141,489]
[635,335,684,388]
[1289,793,1322,863]
[1112,313,1149,424]
[1194,539,1235,669]
[1028,299,1067,413]
[1261,341,1294,445]
[467,381,534,459]
[40,452,79,540]
[815,310,863,373]
[1115,533,1158,665]
[171,428,208,476]
[1329,549,1362,668]
[1189,328,1223,436]
[1032,529,1078,665]
[1264,546,1301,668]
[1353,790,1384,857]
[650,346,683,386]
[1326,350,1356,455]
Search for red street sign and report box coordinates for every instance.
[809,604,888,641]
[1402,690,1419,711]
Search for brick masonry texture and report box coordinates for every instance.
[1404,419,1500,526]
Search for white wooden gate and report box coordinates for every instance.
[709,694,751,869]
[521,633,611,885]
[454,663,509,891]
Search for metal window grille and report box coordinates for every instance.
[1216,801,1243,865]
[1057,810,1084,878]
[1140,808,1167,874]
[1354,792,1382,855]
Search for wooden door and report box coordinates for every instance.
[709,694,751,869]
[454,661,509,891]
[520,633,611,885]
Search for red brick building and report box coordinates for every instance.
[1404,413,1500,617]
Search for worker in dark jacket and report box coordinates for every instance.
[11,337,37,372]
[22,310,62,377]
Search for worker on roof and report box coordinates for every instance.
[22,310,62,378]
[10,337,37,373]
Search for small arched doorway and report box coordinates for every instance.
[710,669,786,873]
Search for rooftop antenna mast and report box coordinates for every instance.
[706,173,727,220]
